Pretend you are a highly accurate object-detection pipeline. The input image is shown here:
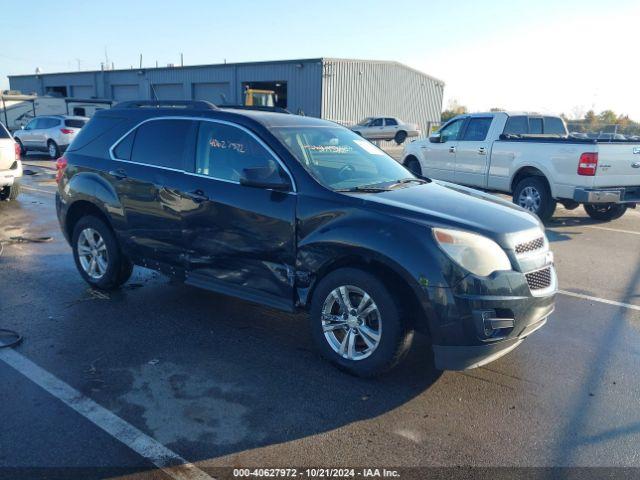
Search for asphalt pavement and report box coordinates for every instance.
[1,155,639,479]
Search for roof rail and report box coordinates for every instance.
[113,100,218,110]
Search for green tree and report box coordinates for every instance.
[441,100,467,122]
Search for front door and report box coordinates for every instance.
[108,118,196,267]
[454,116,493,187]
[419,117,464,182]
[182,119,297,310]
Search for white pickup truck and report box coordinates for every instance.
[402,112,640,221]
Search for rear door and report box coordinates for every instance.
[419,117,464,182]
[109,118,196,266]
[384,117,399,137]
[367,118,385,139]
[454,116,493,187]
[181,119,297,310]
[593,143,640,187]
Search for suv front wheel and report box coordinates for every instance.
[310,268,414,377]
[72,216,133,290]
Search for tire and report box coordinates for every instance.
[15,139,26,156]
[513,176,556,222]
[584,203,627,221]
[404,156,422,176]
[309,268,414,377]
[394,130,408,144]
[71,215,133,290]
[0,180,20,201]
[47,140,59,159]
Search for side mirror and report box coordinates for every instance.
[20,125,25,130]
[429,132,441,143]
[239,166,291,192]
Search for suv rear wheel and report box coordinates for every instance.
[310,268,414,377]
[584,203,627,221]
[72,216,133,290]
[513,176,556,222]
[0,181,20,201]
[47,140,59,159]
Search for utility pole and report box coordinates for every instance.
[75,58,81,71]
[180,53,183,67]
[139,54,142,69]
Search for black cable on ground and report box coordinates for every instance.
[0,235,53,348]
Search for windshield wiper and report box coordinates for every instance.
[336,185,392,193]
[388,178,428,188]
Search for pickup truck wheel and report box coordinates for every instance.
[394,130,408,144]
[404,156,422,176]
[513,177,556,222]
[47,140,59,159]
[72,216,133,290]
[584,203,627,221]
[310,268,414,377]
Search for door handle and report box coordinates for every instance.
[184,189,209,203]
[449,146,456,153]
[478,147,487,155]
[108,168,127,180]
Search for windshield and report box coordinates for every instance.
[357,117,373,126]
[271,125,416,191]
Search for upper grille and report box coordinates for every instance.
[515,237,545,255]
[526,267,552,291]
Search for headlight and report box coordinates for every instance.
[433,228,511,277]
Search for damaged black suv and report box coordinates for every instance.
[56,100,556,377]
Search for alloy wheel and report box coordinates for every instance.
[321,285,382,361]
[77,228,109,279]
[518,186,541,213]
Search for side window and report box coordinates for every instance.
[503,116,528,135]
[45,118,60,128]
[25,119,37,130]
[529,117,543,134]
[130,119,193,169]
[370,118,383,127]
[384,118,398,126]
[195,121,283,183]
[461,118,492,141]
[113,130,135,161]
[544,116,566,135]
[439,119,464,142]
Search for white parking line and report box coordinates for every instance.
[558,289,640,312]
[21,185,55,196]
[584,225,640,236]
[0,347,213,480]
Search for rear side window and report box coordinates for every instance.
[66,115,126,152]
[462,118,492,141]
[130,120,193,169]
[65,119,87,128]
[529,117,543,134]
[384,118,398,126]
[0,123,10,139]
[543,116,566,135]
[195,121,281,183]
[503,116,528,135]
[40,118,60,129]
[113,131,135,160]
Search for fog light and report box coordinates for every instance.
[473,309,515,340]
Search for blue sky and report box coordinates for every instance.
[1,0,638,118]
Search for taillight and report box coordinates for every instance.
[578,152,598,176]
[14,142,20,161]
[60,128,74,134]
[56,156,68,183]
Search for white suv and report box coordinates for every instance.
[0,122,22,201]
[13,115,88,159]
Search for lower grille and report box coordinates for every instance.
[526,267,552,291]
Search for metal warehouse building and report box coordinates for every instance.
[8,58,444,133]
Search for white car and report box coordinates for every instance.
[0,122,22,201]
[402,111,640,222]
[13,115,88,159]
[350,116,420,144]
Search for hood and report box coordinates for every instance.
[358,181,542,245]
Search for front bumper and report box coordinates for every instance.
[573,186,640,204]
[0,160,23,187]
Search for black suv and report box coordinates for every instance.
[56,100,556,377]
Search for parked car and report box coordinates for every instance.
[0,121,22,201]
[402,112,640,222]
[13,115,88,159]
[55,100,556,377]
[350,116,420,144]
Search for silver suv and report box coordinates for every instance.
[13,115,88,159]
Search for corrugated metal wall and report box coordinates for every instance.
[321,59,444,136]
